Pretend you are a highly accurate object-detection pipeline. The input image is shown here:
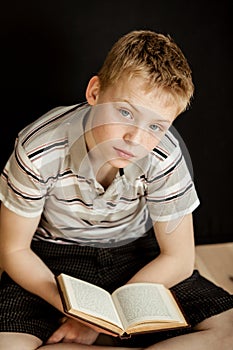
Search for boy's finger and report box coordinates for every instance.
[46,323,66,344]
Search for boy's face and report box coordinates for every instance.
[85,76,179,170]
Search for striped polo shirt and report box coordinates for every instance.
[0,103,200,247]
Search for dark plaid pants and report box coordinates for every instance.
[0,229,233,346]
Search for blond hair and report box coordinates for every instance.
[98,30,194,113]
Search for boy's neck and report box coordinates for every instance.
[95,163,119,190]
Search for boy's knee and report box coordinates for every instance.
[195,309,233,346]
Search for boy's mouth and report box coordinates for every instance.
[113,147,135,159]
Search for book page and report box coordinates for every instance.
[112,283,184,329]
[61,275,123,328]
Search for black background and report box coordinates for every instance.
[0,0,232,244]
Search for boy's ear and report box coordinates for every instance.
[85,76,101,105]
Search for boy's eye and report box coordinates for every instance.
[119,108,132,119]
[149,124,160,132]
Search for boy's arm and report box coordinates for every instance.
[127,213,195,288]
[0,203,64,311]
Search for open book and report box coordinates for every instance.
[56,273,189,338]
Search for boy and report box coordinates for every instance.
[0,30,232,349]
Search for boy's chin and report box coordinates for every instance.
[107,158,138,169]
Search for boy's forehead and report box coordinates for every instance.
[99,76,179,119]
[103,76,151,101]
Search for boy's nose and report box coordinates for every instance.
[123,126,146,145]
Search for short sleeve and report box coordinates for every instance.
[0,137,46,217]
[146,136,200,222]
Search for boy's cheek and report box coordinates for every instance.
[143,135,161,151]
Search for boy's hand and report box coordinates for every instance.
[46,317,99,345]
